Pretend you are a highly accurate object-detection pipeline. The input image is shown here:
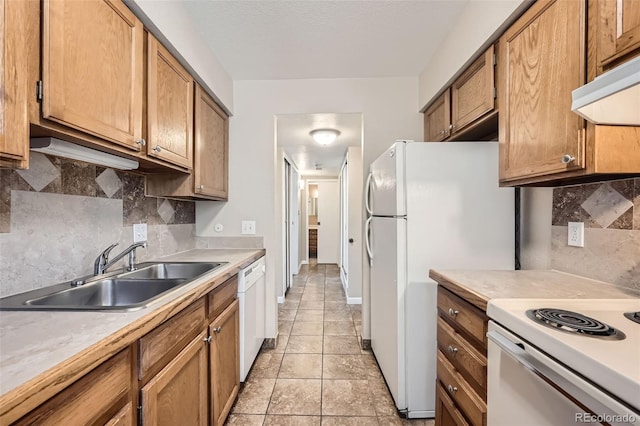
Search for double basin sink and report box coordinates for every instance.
[0,262,225,312]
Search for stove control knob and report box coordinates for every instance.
[448,308,459,317]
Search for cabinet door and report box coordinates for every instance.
[141,331,208,426]
[210,299,240,426]
[105,402,134,426]
[42,0,143,150]
[15,349,131,426]
[0,0,29,168]
[147,34,194,170]
[597,0,640,70]
[451,46,495,134]
[424,89,451,141]
[499,0,586,182]
[194,84,229,199]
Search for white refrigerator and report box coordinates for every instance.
[365,141,514,418]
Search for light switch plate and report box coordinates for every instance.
[567,222,584,247]
[242,220,256,235]
[133,223,147,243]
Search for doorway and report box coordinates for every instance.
[283,158,300,297]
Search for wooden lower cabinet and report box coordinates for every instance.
[309,229,318,257]
[105,403,135,426]
[436,286,488,426]
[140,331,209,426]
[15,348,132,425]
[209,299,240,426]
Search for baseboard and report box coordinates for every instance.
[277,296,285,304]
[347,297,362,305]
[300,260,309,266]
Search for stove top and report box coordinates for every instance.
[625,311,640,325]
[526,308,626,340]
[488,298,640,411]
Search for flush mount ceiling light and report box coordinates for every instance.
[310,128,340,145]
[30,137,139,170]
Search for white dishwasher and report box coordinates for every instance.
[238,256,266,382]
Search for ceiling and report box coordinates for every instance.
[277,113,362,177]
[183,0,469,178]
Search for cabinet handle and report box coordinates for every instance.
[561,154,575,164]
[448,345,458,355]
[447,385,458,394]
[153,145,162,153]
[203,335,212,344]
[448,308,459,317]
[213,326,222,334]
[135,138,146,146]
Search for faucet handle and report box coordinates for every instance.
[101,243,119,262]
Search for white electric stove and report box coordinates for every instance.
[487,298,640,426]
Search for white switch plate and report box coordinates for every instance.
[567,222,584,247]
[241,221,256,235]
[133,223,147,243]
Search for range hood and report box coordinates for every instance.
[571,55,640,125]
[30,137,139,170]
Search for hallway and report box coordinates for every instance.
[226,261,434,425]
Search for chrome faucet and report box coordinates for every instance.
[94,242,147,275]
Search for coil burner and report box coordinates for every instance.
[624,312,640,325]
[526,308,625,340]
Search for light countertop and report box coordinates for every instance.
[429,269,640,311]
[0,248,264,423]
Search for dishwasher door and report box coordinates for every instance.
[238,256,266,382]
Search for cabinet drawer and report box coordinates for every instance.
[437,317,487,394]
[16,348,131,425]
[209,275,238,319]
[436,381,470,426]
[437,351,486,426]
[438,287,487,348]
[139,298,206,380]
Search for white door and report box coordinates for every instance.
[369,141,406,217]
[369,216,407,410]
[340,160,349,286]
[317,180,340,264]
[289,167,299,275]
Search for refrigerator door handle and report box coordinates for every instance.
[365,172,373,216]
[365,216,373,265]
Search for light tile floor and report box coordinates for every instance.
[226,260,435,426]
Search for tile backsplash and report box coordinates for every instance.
[550,178,639,289]
[0,153,197,298]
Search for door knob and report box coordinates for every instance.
[349,238,354,243]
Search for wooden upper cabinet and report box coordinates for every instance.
[424,89,451,141]
[451,46,495,134]
[498,0,586,182]
[147,34,194,170]
[194,84,229,199]
[210,299,240,426]
[595,0,640,72]
[42,0,143,151]
[141,331,208,426]
[1,0,29,169]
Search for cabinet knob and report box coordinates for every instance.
[153,145,162,153]
[447,385,458,394]
[448,308,459,317]
[213,326,222,334]
[561,154,575,164]
[203,335,212,344]
[449,124,454,130]
[198,184,204,190]
[135,138,146,146]
[448,345,458,355]
[440,129,446,136]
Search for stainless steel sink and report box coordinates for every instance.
[118,262,222,280]
[24,278,188,309]
[0,261,226,311]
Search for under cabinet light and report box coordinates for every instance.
[30,138,139,170]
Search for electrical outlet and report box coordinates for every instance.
[567,222,584,247]
[241,220,256,235]
[133,223,147,243]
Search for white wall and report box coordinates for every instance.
[127,0,234,112]
[197,77,422,341]
[418,0,527,109]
